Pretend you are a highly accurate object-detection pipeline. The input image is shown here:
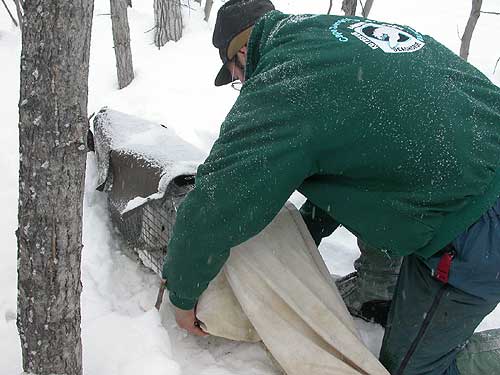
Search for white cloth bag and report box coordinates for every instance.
[193,203,388,375]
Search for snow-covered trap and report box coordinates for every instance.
[90,108,205,275]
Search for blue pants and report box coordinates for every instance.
[380,197,500,374]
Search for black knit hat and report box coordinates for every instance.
[212,0,275,86]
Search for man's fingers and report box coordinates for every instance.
[178,319,208,336]
[191,323,209,336]
[174,307,208,336]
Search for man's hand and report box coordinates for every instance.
[174,306,208,337]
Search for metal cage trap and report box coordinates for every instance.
[91,108,203,277]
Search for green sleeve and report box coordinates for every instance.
[162,94,314,310]
[299,200,340,246]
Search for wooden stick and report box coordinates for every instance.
[1,0,18,27]
[13,0,23,33]
[480,11,500,15]
[155,280,167,310]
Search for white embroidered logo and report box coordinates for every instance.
[348,21,425,53]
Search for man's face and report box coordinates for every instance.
[226,47,247,84]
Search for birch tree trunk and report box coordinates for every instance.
[342,0,357,16]
[362,0,374,18]
[110,0,134,89]
[460,0,483,61]
[16,0,93,373]
[154,0,182,48]
[204,0,213,21]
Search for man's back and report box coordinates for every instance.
[163,10,500,309]
[233,11,500,256]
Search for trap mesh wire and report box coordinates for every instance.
[109,183,193,276]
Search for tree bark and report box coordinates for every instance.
[204,0,213,21]
[154,0,182,48]
[460,0,482,61]
[362,0,374,18]
[16,0,93,374]
[110,0,134,89]
[342,0,357,16]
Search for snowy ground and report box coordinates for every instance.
[1,0,500,373]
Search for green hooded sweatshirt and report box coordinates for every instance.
[164,11,500,310]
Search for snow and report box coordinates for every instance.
[92,108,205,213]
[1,0,499,374]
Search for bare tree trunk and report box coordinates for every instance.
[16,0,93,374]
[154,0,182,48]
[327,0,333,15]
[362,0,374,18]
[110,0,134,89]
[342,0,357,16]
[1,0,18,27]
[13,0,23,33]
[460,0,483,61]
[204,0,213,21]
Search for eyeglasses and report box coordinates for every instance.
[228,55,244,92]
[231,80,242,92]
